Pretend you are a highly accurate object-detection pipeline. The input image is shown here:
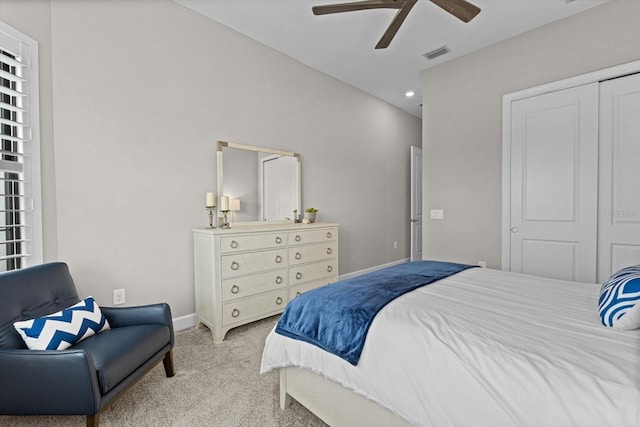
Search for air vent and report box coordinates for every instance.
[422,45,451,61]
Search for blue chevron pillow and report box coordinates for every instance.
[599,265,640,330]
[13,297,110,350]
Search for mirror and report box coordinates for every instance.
[217,141,301,223]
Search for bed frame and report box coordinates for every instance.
[279,366,410,426]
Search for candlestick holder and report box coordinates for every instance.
[220,210,231,229]
[206,206,217,229]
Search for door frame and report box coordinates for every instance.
[410,146,423,261]
[501,59,640,271]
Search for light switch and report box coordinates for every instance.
[430,209,444,219]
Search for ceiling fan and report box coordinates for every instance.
[312,0,481,49]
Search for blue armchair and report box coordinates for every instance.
[0,262,175,427]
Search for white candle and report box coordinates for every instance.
[206,192,216,207]
[220,196,229,211]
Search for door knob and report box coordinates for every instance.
[511,227,519,233]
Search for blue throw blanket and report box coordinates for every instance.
[275,260,476,365]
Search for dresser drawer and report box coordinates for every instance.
[289,278,333,300]
[288,227,337,246]
[221,248,288,278]
[220,232,287,254]
[222,269,288,302]
[289,260,336,285]
[222,289,288,326]
[289,242,337,266]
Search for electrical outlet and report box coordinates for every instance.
[113,289,126,305]
[393,241,398,249]
[430,209,444,219]
[478,261,487,268]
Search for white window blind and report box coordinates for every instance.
[0,22,42,271]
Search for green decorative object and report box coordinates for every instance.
[303,208,318,223]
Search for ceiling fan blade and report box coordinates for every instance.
[375,0,417,49]
[430,0,480,23]
[312,0,403,16]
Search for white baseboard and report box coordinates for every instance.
[172,312,197,331]
[174,258,410,331]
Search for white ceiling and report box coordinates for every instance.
[176,0,608,118]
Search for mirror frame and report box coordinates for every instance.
[217,140,301,223]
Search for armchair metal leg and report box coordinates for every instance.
[163,350,175,377]
[87,414,99,427]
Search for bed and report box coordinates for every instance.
[260,262,640,427]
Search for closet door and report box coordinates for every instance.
[509,83,599,282]
[598,73,640,282]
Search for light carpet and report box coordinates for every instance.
[0,315,327,427]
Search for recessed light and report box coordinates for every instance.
[405,90,415,98]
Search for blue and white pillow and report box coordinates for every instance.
[13,296,110,350]
[598,265,640,330]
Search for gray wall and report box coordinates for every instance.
[1,0,420,319]
[421,0,640,268]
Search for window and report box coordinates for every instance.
[0,21,42,271]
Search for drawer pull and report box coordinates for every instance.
[295,252,302,260]
[231,285,240,294]
[326,248,332,255]
[275,276,283,284]
[295,235,301,242]
[275,236,282,244]
[275,255,283,264]
[326,231,332,239]
[231,308,240,318]
[296,291,302,297]
[327,265,333,273]
[231,261,239,271]
[230,240,238,249]
[276,297,283,305]
[296,272,302,280]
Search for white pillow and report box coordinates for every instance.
[13,296,110,350]
[598,265,640,330]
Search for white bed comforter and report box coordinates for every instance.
[260,268,640,427]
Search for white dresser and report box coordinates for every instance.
[193,222,339,343]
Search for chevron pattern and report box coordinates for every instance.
[13,297,110,350]
[599,265,640,330]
